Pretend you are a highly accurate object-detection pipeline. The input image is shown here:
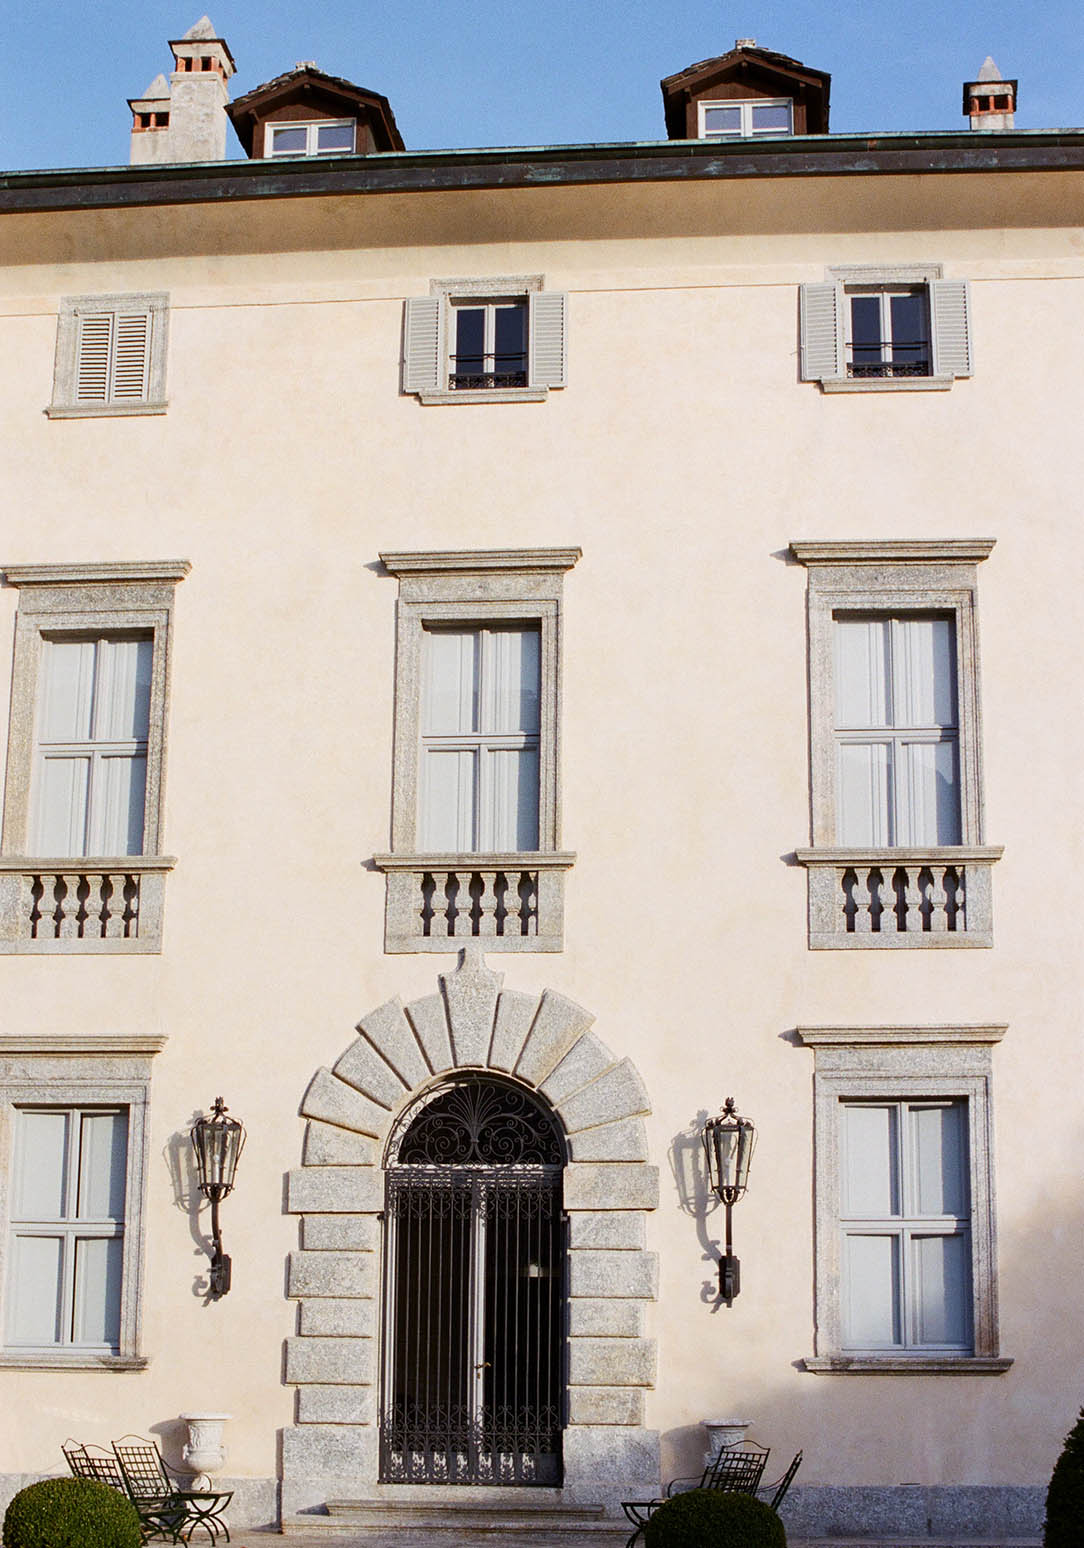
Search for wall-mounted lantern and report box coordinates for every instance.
[190,1097,246,1298]
[701,1097,756,1306]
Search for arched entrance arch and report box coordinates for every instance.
[281,949,660,1523]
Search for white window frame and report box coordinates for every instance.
[797,1025,1012,1375]
[374,550,579,952]
[791,541,1002,949]
[0,562,188,955]
[697,97,793,138]
[0,1035,163,1370]
[48,293,169,419]
[403,276,568,405]
[800,265,973,393]
[265,118,356,157]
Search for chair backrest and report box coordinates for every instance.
[112,1436,173,1502]
[84,1446,128,1494]
[701,1442,770,1495]
[769,1450,803,1512]
[62,1441,92,1479]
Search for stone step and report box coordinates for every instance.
[281,1501,626,1542]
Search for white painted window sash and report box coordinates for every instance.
[268,119,356,156]
[698,98,793,138]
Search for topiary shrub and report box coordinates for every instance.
[1045,1407,1084,1548]
[2,1477,141,1548]
[644,1488,786,1548]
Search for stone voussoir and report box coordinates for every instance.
[357,996,432,1091]
[557,1059,650,1135]
[540,1032,617,1105]
[514,989,595,1087]
[301,1067,390,1138]
[569,1117,649,1162]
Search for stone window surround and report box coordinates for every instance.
[0,561,189,955]
[282,949,660,1522]
[790,539,1002,949]
[47,293,170,419]
[373,550,579,954]
[0,1033,165,1370]
[796,1024,1012,1375]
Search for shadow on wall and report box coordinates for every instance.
[668,1109,729,1312]
[162,1117,215,1302]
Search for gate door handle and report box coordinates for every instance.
[473,1361,491,1373]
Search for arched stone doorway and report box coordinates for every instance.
[282,950,659,1523]
[382,1074,565,1486]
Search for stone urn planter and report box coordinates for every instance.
[702,1418,752,1466]
[179,1413,231,1487]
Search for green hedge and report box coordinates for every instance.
[1044,1407,1084,1548]
[643,1488,786,1548]
[2,1477,141,1548]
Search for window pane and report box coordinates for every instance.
[835,618,890,726]
[271,126,307,152]
[842,1105,899,1217]
[97,638,153,741]
[94,753,147,855]
[37,756,90,855]
[8,1236,63,1344]
[14,1111,68,1219]
[454,309,485,374]
[316,121,354,151]
[843,1233,900,1347]
[425,631,477,735]
[836,741,891,846]
[73,1237,123,1347]
[493,305,527,377]
[912,1233,970,1346]
[849,295,884,372]
[910,1103,968,1217]
[485,748,539,850]
[900,739,960,845]
[890,292,930,371]
[703,105,741,134]
[751,103,791,131]
[487,628,540,734]
[421,749,476,850]
[78,1112,128,1221]
[894,618,956,728]
[41,640,96,741]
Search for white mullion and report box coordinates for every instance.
[60,1112,79,1344]
[483,307,496,377]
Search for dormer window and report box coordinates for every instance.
[698,98,793,138]
[267,119,356,157]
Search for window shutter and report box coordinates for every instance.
[111,311,151,400]
[799,283,843,381]
[528,291,567,388]
[75,313,114,402]
[403,297,443,393]
[930,280,972,378]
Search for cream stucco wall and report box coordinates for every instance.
[0,167,1081,1520]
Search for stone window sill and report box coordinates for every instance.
[0,1351,149,1371]
[46,402,169,418]
[417,388,549,405]
[803,1355,1013,1374]
[819,376,954,394]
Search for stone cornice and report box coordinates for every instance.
[789,540,995,566]
[795,1025,1007,1046]
[0,1033,168,1055]
[2,561,191,586]
[379,549,581,576]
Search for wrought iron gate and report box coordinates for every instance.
[380,1079,565,1486]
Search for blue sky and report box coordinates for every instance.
[2,0,1082,171]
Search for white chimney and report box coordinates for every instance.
[963,57,1016,131]
[129,16,235,164]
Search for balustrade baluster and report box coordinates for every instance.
[952,866,965,930]
[26,873,46,939]
[84,874,107,938]
[904,866,924,932]
[853,868,873,932]
[452,871,474,937]
[58,873,82,938]
[477,871,498,935]
[521,871,538,935]
[101,874,123,937]
[928,868,948,932]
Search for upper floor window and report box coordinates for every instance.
[48,294,169,419]
[404,276,567,404]
[266,118,355,156]
[698,98,792,138]
[0,562,188,955]
[800,266,972,393]
[374,549,579,952]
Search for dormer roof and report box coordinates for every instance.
[226,63,404,156]
[661,42,830,138]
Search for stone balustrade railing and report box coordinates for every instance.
[795,847,1003,948]
[0,857,176,953]
[373,853,575,953]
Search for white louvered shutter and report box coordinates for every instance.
[403,297,443,392]
[799,282,844,381]
[930,279,973,378]
[528,291,568,388]
[111,311,151,399]
[75,313,114,402]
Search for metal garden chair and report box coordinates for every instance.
[622,1441,770,1547]
[759,1449,803,1513]
[112,1435,232,1544]
[63,1439,128,1493]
